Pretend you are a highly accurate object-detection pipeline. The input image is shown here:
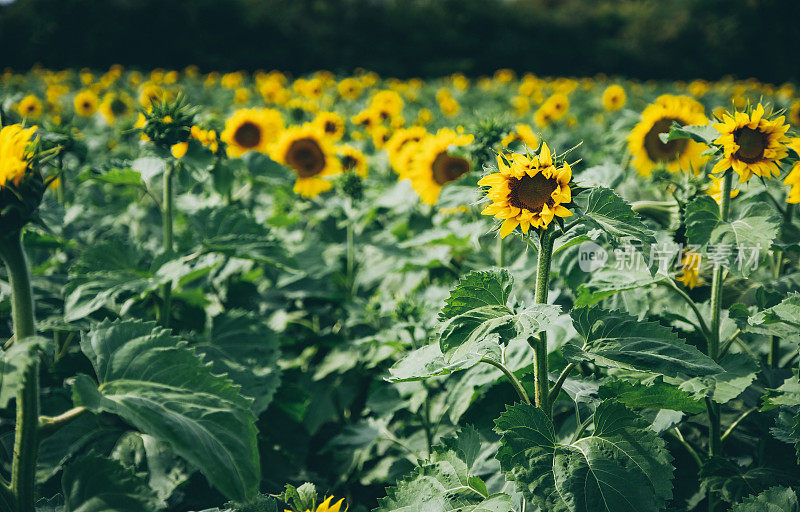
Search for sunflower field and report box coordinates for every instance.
[1,66,800,512]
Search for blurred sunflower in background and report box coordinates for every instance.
[711,103,791,182]
[337,145,368,177]
[406,128,473,205]
[99,92,133,124]
[676,250,703,289]
[0,124,37,189]
[628,94,708,175]
[313,111,345,141]
[601,84,626,111]
[479,143,572,237]
[221,108,284,157]
[385,126,427,174]
[272,124,341,197]
[784,138,800,203]
[501,123,539,149]
[74,89,99,117]
[17,94,43,118]
[706,173,740,204]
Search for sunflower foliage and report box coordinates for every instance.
[0,67,800,512]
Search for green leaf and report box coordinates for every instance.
[679,353,758,404]
[731,487,799,512]
[574,187,657,268]
[564,306,723,378]
[494,401,674,512]
[62,454,163,512]
[439,269,513,320]
[685,195,780,277]
[0,336,52,408]
[661,122,719,145]
[195,310,282,414]
[762,372,800,410]
[598,378,706,414]
[72,319,260,501]
[747,293,800,346]
[375,427,514,512]
[387,337,501,383]
[575,266,666,307]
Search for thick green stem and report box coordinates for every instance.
[770,203,793,367]
[479,358,530,405]
[706,170,732,512]
[0,233,39,512]
[497,235,505,267]
[346,218,355,296]
[160,162,176,327]
[533,229,555,415]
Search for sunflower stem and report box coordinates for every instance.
[497,235,505,267]
[707,169,732,512]
[0,232,39,512]
[533,228,554,416]
[346,216,355,297]
[160,161,176,328]
[479,358,529,405]
[769,203,793,368]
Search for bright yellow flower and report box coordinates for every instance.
[171,142,188,159]
[285,495,346,512]
[479,143,573,238]
[711,103,791,183]
[785,139,800,204]
[73,90,99,117]
[628,95,709,175]
[706,173,739,204]
[676,250,703,289]
[406,128,473,205]
[17,95,43,118]
[0,124,37,190]
[271,124,342,198]
[337,145,368,178]
[221,108,284,157]
[601,85,626,111]
[313,112,345,141]
[501,124,539,150]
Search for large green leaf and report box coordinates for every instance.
[375,426,514,512]
[731,487,798,512]
[762,372,800,410]
[574,187,657,268]
[563,306,723,378]
[679,353,758,404]
[387,336,501,382]
[685,195,779,277]
[439,269,513,320]
[575,266,666,307]
[0,335,52,408]
[195,310,282,414]
[746,293,800,346]
[62,454,163,512]
[494,401,674,512]
[598,378,705,414]
[72,319,260,501]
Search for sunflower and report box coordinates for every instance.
[0,124,37,190]
[785,139,800,204]
[337,145,368,177]
[313,112,345,141]
[337,78,362,100]
[406,128,473,205]
[221,108,284,157]
[99,93,133,124]
[601,85,626,111]
[676,250,703,289]
[138,83,167,109]
[369,90,404,120]
[284,495,346,512]
[628,95,709,175]
[544,93,569,120]
[73,90,99,117]
[533,105,554,128]
[711,103,791,182]
[501,124,539,150]
[385,126,427,172]
[272,124,341,198]
[478,143,572,238]
[17,95,43,118]
[789,100,800,127]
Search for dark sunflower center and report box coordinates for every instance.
[233,122,262,148]
[734,127,766,163]
[432,152,470,185]
[342,155,357,170]
[287,138,326,177]
[110,98,128,115]
[644,118,688,162]
[26,104,35,112]
[324,121,338,134]
[509,172,558,212]
[82,101,91,109]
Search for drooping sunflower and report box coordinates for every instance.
[17,95,43,118]
[337,145,368,178]
[313,112,345,141]
[710,103,791,182]
[221,108,284,158]
[676,250,703,289]
[601,85,626,111]
[0,124,37,189]
[479,143,572,238]
[73,90,99,117]
[271,124,342,198]
[406,128,473,205]
[628,95,709,175]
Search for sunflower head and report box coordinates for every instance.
[73,90,99,117]
[406,128,473,205]
[479,142,573,238]
[17,95,43,118]
[0,124,48,237]
[221,107,284,158]
[313,112,345,141]
[711,103,792,183]
[628,95,709,176]
[272,124,341,198]
[676,250,703,289]
[601,85,626,111]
